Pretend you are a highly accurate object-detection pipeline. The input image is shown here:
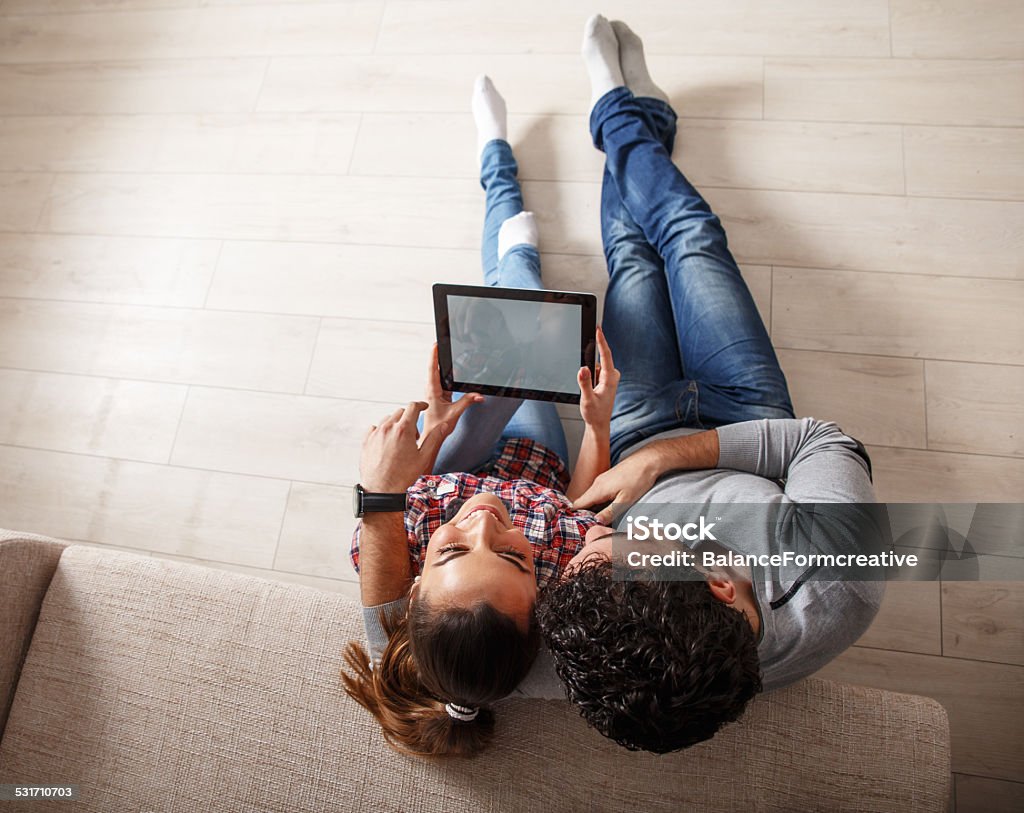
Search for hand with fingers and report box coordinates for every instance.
[577,326,620,433]
[423,343,484,441]
[359,401,449,494]
[570,451,664,524]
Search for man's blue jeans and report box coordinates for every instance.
[592,87,794,463]
[433,91,794,475]
[431,139,570,474]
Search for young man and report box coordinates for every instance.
[531,17,885,753]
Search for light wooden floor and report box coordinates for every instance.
[0,1,1021,808]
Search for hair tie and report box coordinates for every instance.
[444,702,479,722]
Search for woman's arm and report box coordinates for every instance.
[567,424,610,502]
[567,327,619,501]
[358,514,412,606]
[572,429,720,524]
[356,401,447,605]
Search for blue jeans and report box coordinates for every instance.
[592,87,794,463]
[430,139,570,474]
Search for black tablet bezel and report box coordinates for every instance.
[433,283,597,405]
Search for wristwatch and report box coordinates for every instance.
[352,484,407,518]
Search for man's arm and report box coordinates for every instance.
[572,429,720,522]
[715,418,874,503]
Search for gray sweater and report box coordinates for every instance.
[361,418,885,697]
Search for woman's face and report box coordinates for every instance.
[417,493,537,628]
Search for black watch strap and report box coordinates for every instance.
[353,483,407,518]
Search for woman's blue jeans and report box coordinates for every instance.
[433,89,794,474]
[592,87,794,463]
[430,139,570,474]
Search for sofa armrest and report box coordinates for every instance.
[0,530,67,740]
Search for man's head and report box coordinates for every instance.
[536,542,762,754]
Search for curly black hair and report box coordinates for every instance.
[536,557,762,754]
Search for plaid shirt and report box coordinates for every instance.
[350,438,599,590]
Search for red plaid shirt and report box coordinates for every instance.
[350,438,599,590]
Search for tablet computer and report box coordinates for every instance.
[433,283,598,404]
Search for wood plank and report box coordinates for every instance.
[170,387,392,485]
[376,0,891,57]
[0,299,320,392]
[0,113,361,174]
[0,58,267,115]
[0,173,52,231]
[258,54,764,119]
[856,581,942,656]
[276,482,358,581]
[0,234,219,306]
[515,181,601,256]
[37,172,485,249]
[207,242,477,321]
[374,0,888,57]
[905,126,1024,201]
[943,580,1024,667]
[0,444,288,567]
[0,2,382,63]
[926,361,1024,458]
[777,349,926,448]
[814,647,1024,781]
[955,774,1024,813]
[679,119,905,195]
[867,446,1024,503]
[891,0,1024,59]
[772,269,1024,364]
[741,265,771,330]
[352,113,906,195]
[349,113,596,182]
[0,369,186,463]
[37,172,605,255]
[306,318,436,402]
[765,58,1024,126]
[3,0,197,11]
[205,241,608,321]
[709,189,1024,280]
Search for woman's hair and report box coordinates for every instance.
[342,594,540,758]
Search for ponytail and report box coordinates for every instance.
[341,597,539,758]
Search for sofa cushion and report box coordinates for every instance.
[0,546,950,812]
[0,531,66,738]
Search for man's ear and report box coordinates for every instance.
[706,575,737,606]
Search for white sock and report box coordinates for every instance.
[497,211,538,262]
[581,14,624,110]
[472,74,507,161]
[612,20,668,103]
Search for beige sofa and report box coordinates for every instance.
[0,529,951,812]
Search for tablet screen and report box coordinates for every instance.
[448,295,581,395]
[433,284,597,404]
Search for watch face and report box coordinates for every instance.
[352,484,363,518]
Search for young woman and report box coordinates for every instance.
[342,76,620,758]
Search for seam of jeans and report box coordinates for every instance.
[676,381,704,429]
